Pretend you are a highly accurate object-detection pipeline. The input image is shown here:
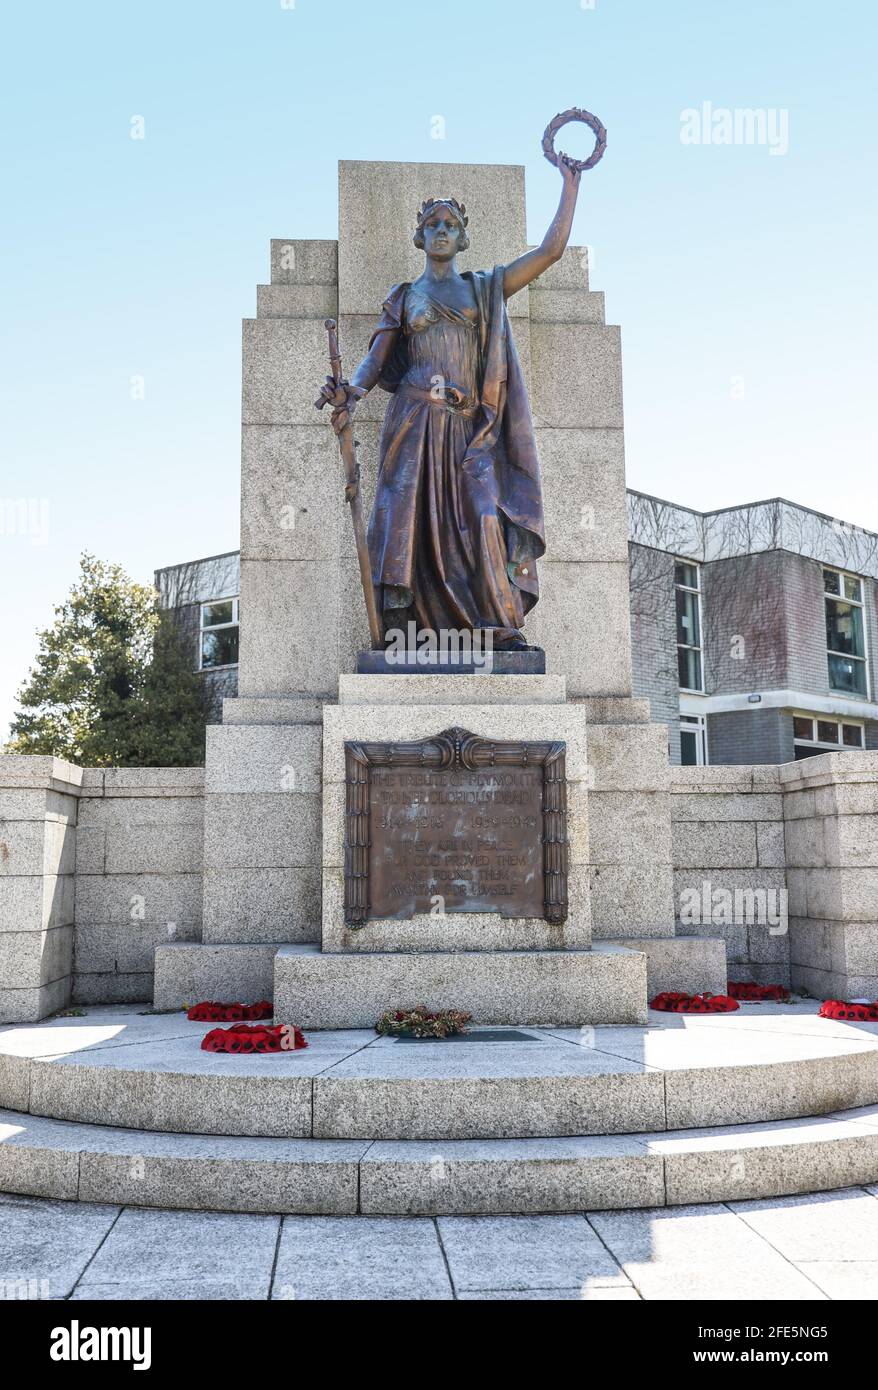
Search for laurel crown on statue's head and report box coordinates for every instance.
[413,198,470,251]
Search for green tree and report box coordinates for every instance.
[5,554,207,766]
[128,611,208,766]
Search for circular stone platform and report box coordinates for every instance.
[1,1004,877,1215]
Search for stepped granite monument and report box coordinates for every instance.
[5,131,878,1226]
[145,135,727,1027]
[38,130,878,1026]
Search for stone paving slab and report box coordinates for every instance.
[549,1021,878,1067]
[588,1203,829,1301]
[437,1213,629,1292]
[0,1017,208,1059]
[619,1261,826,1301]
[3,1190,878,1299]
[642,1007,878,1042]
[730,1187,878,1261]
[341,1036,648,1069]
[69,1279,264,1300]
[792,1260,878,1299]
[77,1208,279,1293]
[589,1202,804,1264]
[833,1107,878,1131]
[0,1008,375,1058]
[5,1003,877,1069]
[0,1193,118,1299]
[272,1215,452,1300]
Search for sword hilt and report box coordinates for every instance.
[314,318,344,409]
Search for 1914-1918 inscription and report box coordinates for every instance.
[343,727,567,927]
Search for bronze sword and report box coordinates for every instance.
[314,318,383,650]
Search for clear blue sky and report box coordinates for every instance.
[1,0,876,733]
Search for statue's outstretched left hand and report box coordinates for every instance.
[558,155,582,192]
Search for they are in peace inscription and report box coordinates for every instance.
[343,727,568,927]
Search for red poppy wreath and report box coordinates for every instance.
[187,1000,273,1022]
[650,991,739,1013]
[200,1023,307,1053]
[727,981,790,1002]
[819,999,878,1022]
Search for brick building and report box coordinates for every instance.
[157,492,878,766]
[628,493,878,765]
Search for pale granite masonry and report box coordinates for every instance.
[670,764,790,988]
[0,756,79,1022]
[321,682,591,954]
[200,721,322,947]
[8,743,878,1021]
[586,718,676,941]
[274,942,647,1031]
[73,768,204,1004]
[782,750,878,999]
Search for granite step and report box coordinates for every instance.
[3,1005,878,1141]
[272,943,648,1029]
[2,1104,878,1215]
[152,943,279,1013]
[151,937,732,1028]
[617,936,727,997]
[152,941,650,1025]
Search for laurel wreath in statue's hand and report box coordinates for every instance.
[542,108,607,173]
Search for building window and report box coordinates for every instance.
[680,713,707,766]
[824,568,868,697]
[675,561,703,692]
[200,597,239,669]
[792,713,865,760]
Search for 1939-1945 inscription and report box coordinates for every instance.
[343,727,568,927]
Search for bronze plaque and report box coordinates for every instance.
[344,727,567,927]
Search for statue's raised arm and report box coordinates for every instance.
[503,106,606,300]
[503,157,582,300]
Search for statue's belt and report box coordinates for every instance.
[399,382,479,417]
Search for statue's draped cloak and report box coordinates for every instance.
[364,265,545,640]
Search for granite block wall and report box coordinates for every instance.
[6,747,878,1018]
[201,721,322,946]
[670,764,791,987]
[782,750,878,999]
[586,714,676,940]
[72,768,205,1005]
[0,757,79,1022]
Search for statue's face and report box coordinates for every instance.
[421,208,464,260]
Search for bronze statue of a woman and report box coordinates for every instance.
[318,158,582,651]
